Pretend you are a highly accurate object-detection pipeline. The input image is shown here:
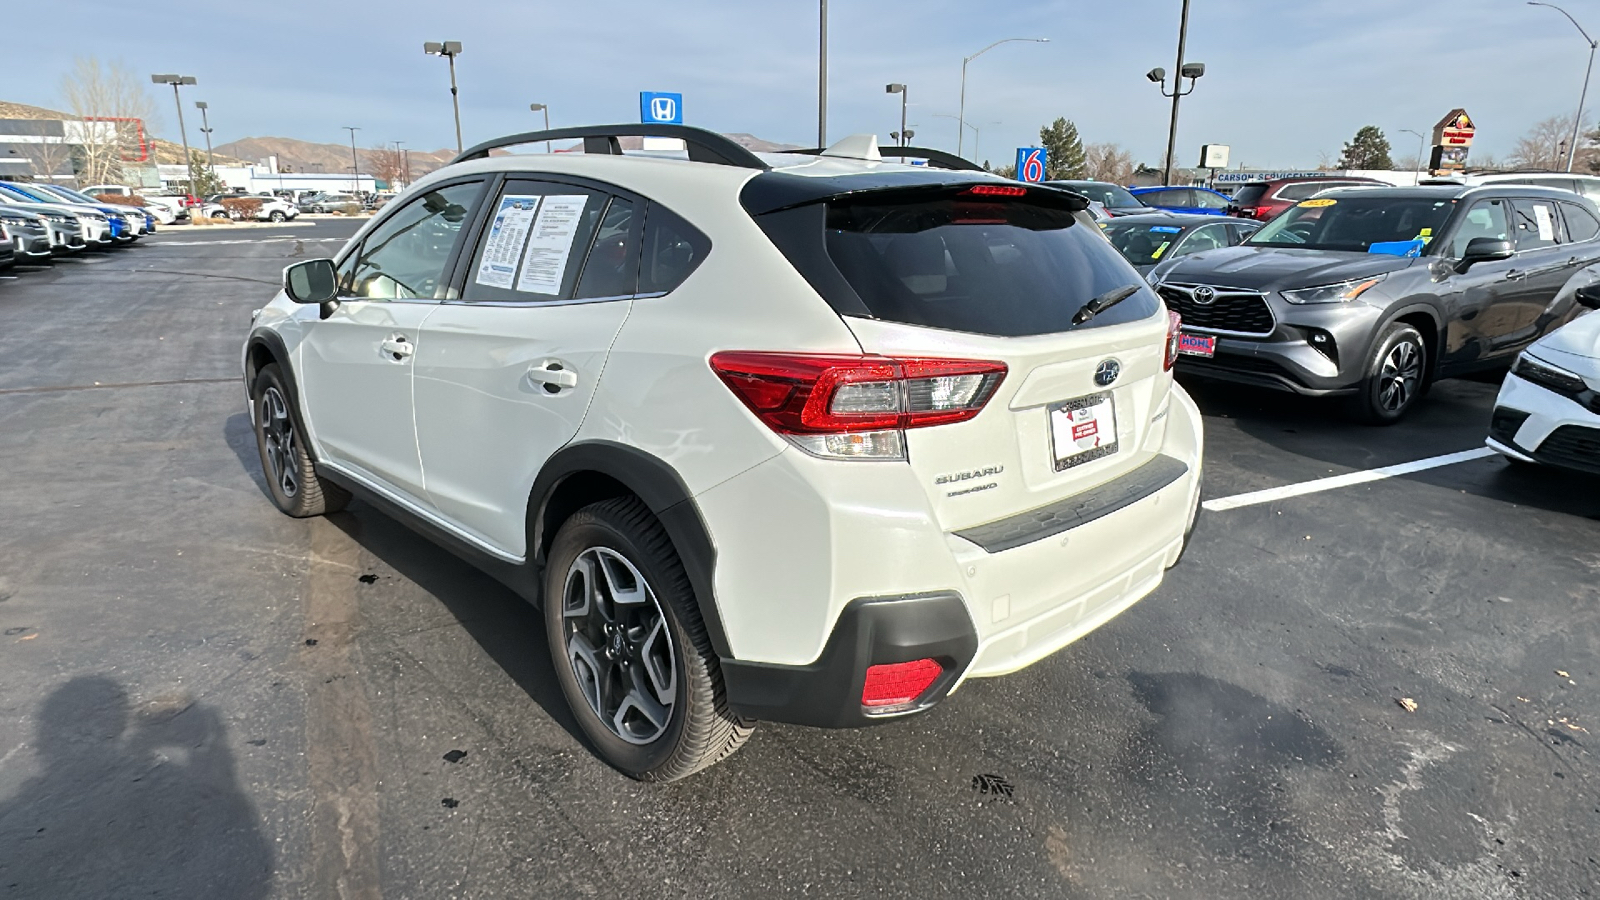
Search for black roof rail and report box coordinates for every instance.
[787,145,985,172]
[450,124,771,170]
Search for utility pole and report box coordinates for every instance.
[394,140,407,189]
[958,38,1049,158]
[1164,0,1192,187]
[344,126,360,194]
[818,0,828,146]
[424,42,465,154]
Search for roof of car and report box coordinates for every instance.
[1128,185,1229,195]
[1103,212,1250,227]
[1315,183,1588,201]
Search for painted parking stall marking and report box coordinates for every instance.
[1202,447,1498,512]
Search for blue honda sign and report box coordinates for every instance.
[640,92,684,125]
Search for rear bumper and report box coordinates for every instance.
[700,384,1204,726]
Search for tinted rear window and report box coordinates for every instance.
[1230,184,1268,206]
[819,192,1160,337]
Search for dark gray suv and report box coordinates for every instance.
[1148,184,1600,422]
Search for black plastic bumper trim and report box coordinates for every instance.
[954,454,1190,554]
[721,592,978,728]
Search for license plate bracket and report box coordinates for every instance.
[1049,392,1119,471]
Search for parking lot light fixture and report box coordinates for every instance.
[1149,0,1204,186]
[958,37,1048,157]
[886,84,908,147]
[529,103,551,152]
[424,41,465,155]
[195,101,216,177]
[343,126,360,194]
[1528,1,1597,172]
[151,74,197,194]
[1399,128,1426,182]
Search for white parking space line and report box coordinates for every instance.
[144,235,347,245]
[1202,447,1498,512]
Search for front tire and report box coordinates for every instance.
[544,497,752,782]
[1348,322,1427,425]
[268,210,286,222]
[251,364,349,517]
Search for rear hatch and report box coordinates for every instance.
[747,181,1176,534]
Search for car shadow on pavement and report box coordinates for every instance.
[222,412,586,746]
[0,676,273,898]
[1182,376,1600,521]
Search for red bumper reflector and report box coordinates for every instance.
[861,658,944,708]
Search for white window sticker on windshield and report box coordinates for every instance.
[515,195,589,295]
[474,195,542,289]
[1534,204,1554,241]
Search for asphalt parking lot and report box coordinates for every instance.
[1,222,1597,899]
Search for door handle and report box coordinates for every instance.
[526,361,578,391]
[1503,269,1526,281]
[379,336,414,360]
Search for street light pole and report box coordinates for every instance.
[530,103,551,152]
[958,37,1049,158]
[394,141,407,189]
[195,101,216,177]
[150,74,197,194]
[886,84,908,147]
[344,126,360,194]
[424,41,465,154]
[1164,0,1192,186]
[818,0,828,146]
[1399,128,1426,184]
[1529,2,1597,172]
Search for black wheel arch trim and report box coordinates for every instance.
[1380,300,1444,375]
[527,441,732,659]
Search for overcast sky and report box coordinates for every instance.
[11,0,1592,168]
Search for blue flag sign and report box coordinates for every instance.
[1016,147,1047,183]
[640,92,684,125]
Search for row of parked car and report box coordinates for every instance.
[0,180,162,273]
[1059,173,1600,477]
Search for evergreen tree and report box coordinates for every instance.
[1337,126,1394,170]
[188,150,224,197]
[1039,118,1087,180]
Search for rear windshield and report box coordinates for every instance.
[1229,184,1267,206]
[816,191,1160,337]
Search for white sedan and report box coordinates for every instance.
[1487,268,1600,476]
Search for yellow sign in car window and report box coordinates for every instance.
[1298,198,1337,208]
[1151,241,1172,260]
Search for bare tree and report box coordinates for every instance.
[366,145,406,189]
[59,57,159,186]
[1509,114,1587,170]
[25,129,76,182]
[1084,143,1137,184]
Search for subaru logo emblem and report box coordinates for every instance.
[1094,359,1121,387]
[650,96,677,122]
[1192,286,1217,305]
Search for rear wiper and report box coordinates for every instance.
[1072,285,1140,325]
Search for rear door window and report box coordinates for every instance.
[820,188,1160,337]
[573,197,641,300]
[1511,198,1567,251]
[462,180,606,303]
[1561,202,1600,243]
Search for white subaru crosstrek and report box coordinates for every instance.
[242,126,1205,781]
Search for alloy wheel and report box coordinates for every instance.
[561,547,676,745]
[1377,339,1422,412]
[259,386,300,498]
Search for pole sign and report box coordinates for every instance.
[639,92,684,125]
[1428,109,1474,176]
[1198,144,1230,169]
[1016,147,1047,183]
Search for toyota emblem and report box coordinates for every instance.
[1094,359,1121,387]
[1192,286,1217,305]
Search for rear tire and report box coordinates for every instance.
[1348,322,1427,425]
[268,210,286,222]
[250,364,349,517]
[544,497,752,782]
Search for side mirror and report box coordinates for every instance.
[1455,237,1513,273]
[1576,283,1600,310]
[283,259,340,318]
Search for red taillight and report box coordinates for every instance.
[1164,310,1182,371]
[1249,205,1273,220]
[709,352,1007,435]
[964,184,1027,197]
[862,658,943,708]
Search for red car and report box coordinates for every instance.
[1226,176,1389,221]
